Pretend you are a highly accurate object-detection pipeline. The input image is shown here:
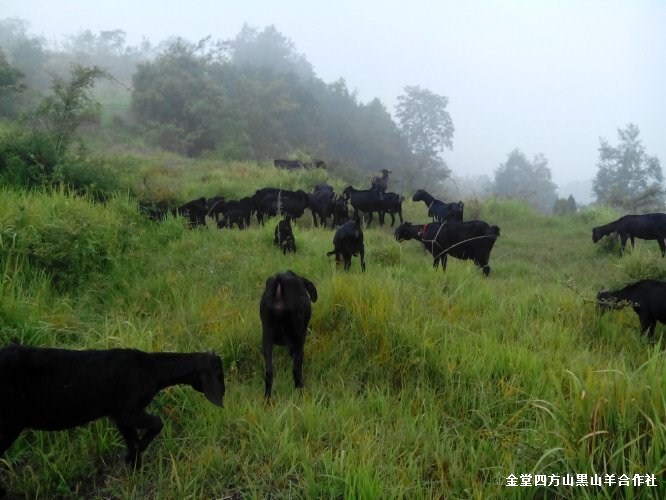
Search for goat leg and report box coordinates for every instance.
[639,315,656,339]
[290,346,304,389]
[263,341,275,399]
[117,412,163,468]
[116,424,141,467]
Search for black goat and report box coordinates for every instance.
[378,192,404,227]
[342,186,385,226]
[139,205,169,222]
[0,345,224,492]
[175,197,208,228]
[218,209,247,230]
[597,279,666,338]
[218,197,253,229]
[206,196,226,222]
[274,159,305,170]
[274,219,297,254]
[309,184,336,228]
[592,213,666,257]
[371,169,391,193]
[412,189,464,223]
[252,188,310,224]
[274,159,326,170]
[259,271,318,399]
[332,195,350,227]
[395,221,500,276]
[327,218,366,271]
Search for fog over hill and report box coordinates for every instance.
[3,0,665,192]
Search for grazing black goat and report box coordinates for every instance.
[378,192,404,227]
[597,279,666,338]
[259,271,318,399]
[139,205,169,222]
[218,197,253,230]
[218,209,247,230]
[412,189,464,223]
[274,159,306,170]
[327,218,366,271]
[395,221,500,276]
[309,184,336,228]
[0,345,224,492]
[342,186,385,226]
[274,218,297,254]
[371,169,391,193]
[274,159,326,170]
[175,197,208,228]
[206,196,226,222]
[592,213,666,257]
[333,195,350,227]
[252,188,310,224]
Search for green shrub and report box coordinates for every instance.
[0,125,59,187]
[0,189,138,291]
[55,149,123,201]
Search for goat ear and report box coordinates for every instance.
[301,277,318,303]
[200,356,225,407]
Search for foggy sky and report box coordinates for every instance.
[4,0,666,195]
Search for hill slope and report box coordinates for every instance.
[1,162,664,498]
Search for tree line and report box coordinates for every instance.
[1,18,662,213]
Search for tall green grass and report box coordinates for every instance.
[0,165,664,498]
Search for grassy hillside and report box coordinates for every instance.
[1,161,665,498]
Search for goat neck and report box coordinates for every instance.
[147,352,222,402]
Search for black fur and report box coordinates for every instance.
[597,279,666,337]
[0,346,224,480]
[327,218,366,271]
[259,271,318,399]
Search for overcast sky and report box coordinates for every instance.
[4,0,666,193]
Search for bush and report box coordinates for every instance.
[55,148,123,201]
[0,125,59,187]
[0,188,138,291]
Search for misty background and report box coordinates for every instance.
[2,0,665,208]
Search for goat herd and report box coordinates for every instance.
[3,172,666,496]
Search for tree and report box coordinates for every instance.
[1,64,108,188]
[227,24,314,81]
[395,86,454,187]
[493,149,558,214]
[553,194,577,215]
[131,38,229,156]
[0,49,25,116]
[38,64,110,156]
[592,123,663,212]
[0,17,48,93]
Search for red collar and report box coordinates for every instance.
[419,223,428,237]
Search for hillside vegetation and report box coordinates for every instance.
[1,160,665,499]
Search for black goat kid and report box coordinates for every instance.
[274,219,297,254]
[597,279,666,338]
[327,218,366,271]
[0,346,224,494]
[260,271,318,399]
